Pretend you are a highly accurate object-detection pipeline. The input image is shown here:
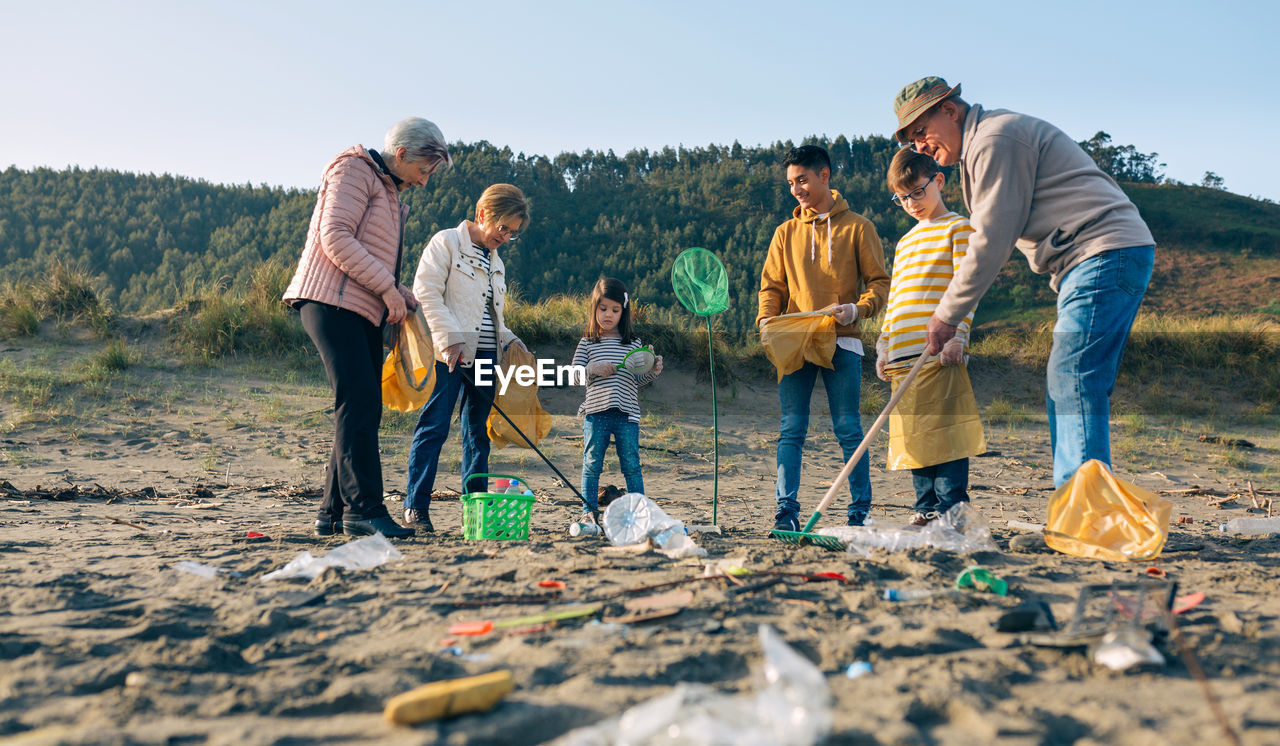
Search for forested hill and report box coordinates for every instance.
[3,137,1278,336]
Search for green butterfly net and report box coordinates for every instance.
[671,248,729,524]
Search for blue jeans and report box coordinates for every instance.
[912,458,969,514]
[1047,245,1154,486]
[776,346,871,525]
[405,350,497,509]
[581,408,643,512]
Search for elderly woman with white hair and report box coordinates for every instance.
[283,117,451,538]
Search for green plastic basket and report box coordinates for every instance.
[461,473,536,541]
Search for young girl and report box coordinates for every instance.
[573,278,664,522]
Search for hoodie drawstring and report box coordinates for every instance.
[810,213,832,265]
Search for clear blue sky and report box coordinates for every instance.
[3,0,1276,201]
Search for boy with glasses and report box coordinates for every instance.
[876,147,985,526]
[891,77,1154,487]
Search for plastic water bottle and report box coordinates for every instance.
[652,525,686,549]
[883,588,940,602]
[506,479,523,494]
[1219,516,1280,535]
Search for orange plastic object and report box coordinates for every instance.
[760,312,836,382]
[537,579,567,590]
[1145,566,1167,578]
[447,620,494,636]
[1173,592,1206,614]
[1044,460,1173,562]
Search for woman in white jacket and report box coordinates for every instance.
[403,184,530,531]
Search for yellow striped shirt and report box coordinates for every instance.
[878,212,975,367]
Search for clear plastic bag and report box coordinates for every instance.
[817,502,997,558]
[552,625,831,746]
[261,533,404,582]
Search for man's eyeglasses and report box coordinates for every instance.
[890,177,937,205]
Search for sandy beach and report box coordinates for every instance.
[2,332,1278,745]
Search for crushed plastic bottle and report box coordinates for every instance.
[882,588,942,602]
[819,502,997,558]
[1219,516,1280,536]
[551,625,831,746]
[602,493,705,558]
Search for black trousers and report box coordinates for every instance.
[299,301,389,522]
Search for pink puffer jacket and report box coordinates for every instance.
[283,146,410,326]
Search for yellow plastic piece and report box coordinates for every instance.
[1044,460,1172,562]
[384,670,515,725]
[486,345,552,449]
[381,309,436,413]
[760,312,836,382]
[885,359,985,469]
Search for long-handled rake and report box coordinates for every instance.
[771,352,930,550]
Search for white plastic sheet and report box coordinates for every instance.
[261,533,403,582]
[552,625,831,746]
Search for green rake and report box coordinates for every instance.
[772,352,930,550]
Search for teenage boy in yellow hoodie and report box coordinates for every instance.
[757,145,890,531]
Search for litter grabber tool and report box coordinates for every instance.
[772,352,930,550]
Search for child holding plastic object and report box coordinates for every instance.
[572,278,664,525]
[876,148,986,527]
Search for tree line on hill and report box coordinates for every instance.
[2,133,1276,338]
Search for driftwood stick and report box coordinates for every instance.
[106,515,148,531]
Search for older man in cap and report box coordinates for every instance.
[891,77,1155,487]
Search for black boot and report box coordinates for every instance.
[343,515,415,538]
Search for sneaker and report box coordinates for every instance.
[847,513,867,527]
[772,514,800,533]
[579,511,597,525]
[403,508,435,533]
[908,511,940,527]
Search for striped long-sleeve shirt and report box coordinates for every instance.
[573,337,658,423]
[878,212,976,369]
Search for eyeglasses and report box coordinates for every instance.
[890,176,938,205]
[496,224,520,242]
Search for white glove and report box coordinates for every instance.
[586,361,616,378]
[939,337,966,366]
[822,303,858,326]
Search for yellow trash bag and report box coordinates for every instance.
[486,345,552,450]
[381,308,436,412]
[760,311,836,382]
[886,359,985,469]
[1044,460,1172,562]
